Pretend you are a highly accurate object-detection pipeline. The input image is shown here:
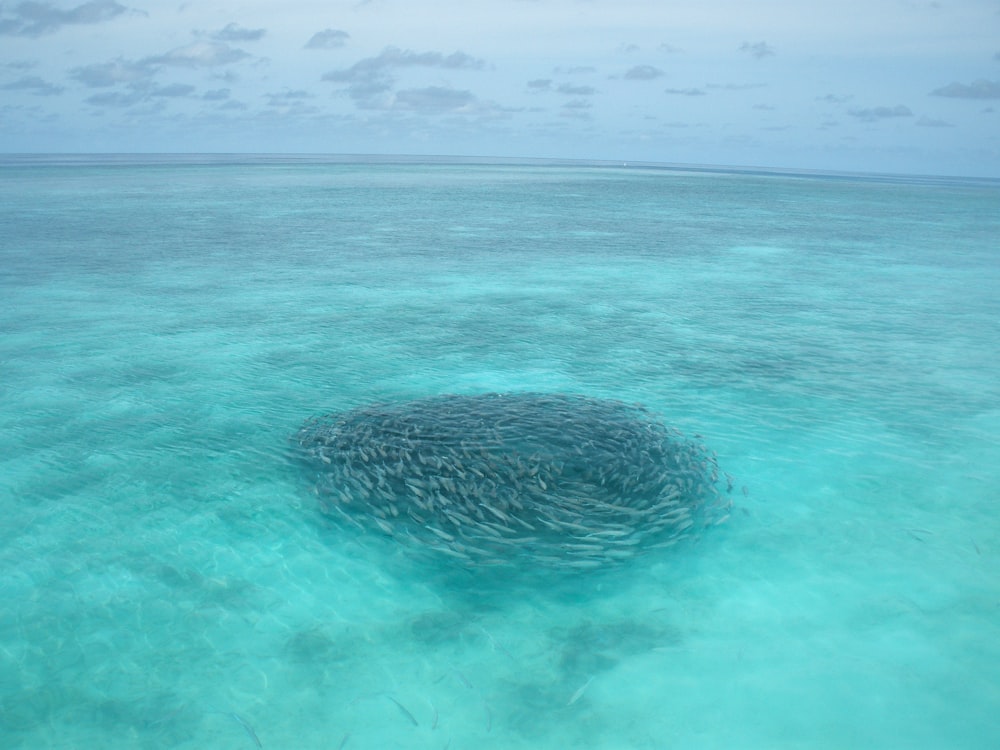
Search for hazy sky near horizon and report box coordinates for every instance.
[1,0,999,175]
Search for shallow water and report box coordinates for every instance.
[1,157,998,748]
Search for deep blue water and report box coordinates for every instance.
[1,156,999,748]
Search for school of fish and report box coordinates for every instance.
[295,392,729,568]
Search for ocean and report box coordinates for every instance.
[1,155,998,748]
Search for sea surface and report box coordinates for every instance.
[1,155,998,749]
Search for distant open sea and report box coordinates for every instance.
[1,155,998,749]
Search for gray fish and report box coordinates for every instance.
[226,712,262,749]
[385,695,418,727]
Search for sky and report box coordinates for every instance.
[1,0,999,176]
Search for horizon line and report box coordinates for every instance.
[2,152,997,185]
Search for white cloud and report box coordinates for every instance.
[557,83,595,96]
[0,0,128,37]
[739,41,775,59]
[322,46,486,108]
[708,83,767,91]
[71,59,154,87]
[930,80,1000,99]
[848,105,913,121]
[623,65,663,81]
[560,98,591,119]
[150,83,193,98]
[916,116,953,127]
[266,89,313,106]
[393,86,475,113]
[0,75,64,95]
[85,89,147,107]
[146,42,251,68]
[305,29,349,50]
[211,23,265,42]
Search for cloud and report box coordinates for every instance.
[817,93,851,103]
[623,65,663,81]
[929,79,1000,99]
[212,23,265,42]
[262,89,319,116]
[145,42,250,68]
[149,83,194,97]
[266,89,313,106]
[664,87,705,96]
[529,80,596,96]
[916,116,953,127]
[557,83,595,96]
[560,98,591,119]
[554,66,596,75]
[0,75,64,95]
[70,58,153,87]
[847,104,913,121]
[202,88,230,101]
[324,47,485,82]
[72,39,251,111]
[0,0,128,37]
[707,82,767,91]
[82,79,197,107]
[740,41,775,59]
[305,28,349,50]
[84,89,146,107]
[322,46,486,108]
[393,86,475,114]
[70,42,248,95]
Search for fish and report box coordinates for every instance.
[567,676,594,706]
[226,712,262,749]
[385,695,419,727]
[452,668,473,689]
[426,525,455,542]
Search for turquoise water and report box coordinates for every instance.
[1,156,999,748]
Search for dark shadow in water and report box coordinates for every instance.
[552,617,684,679]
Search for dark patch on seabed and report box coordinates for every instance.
[553,617,684,678]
